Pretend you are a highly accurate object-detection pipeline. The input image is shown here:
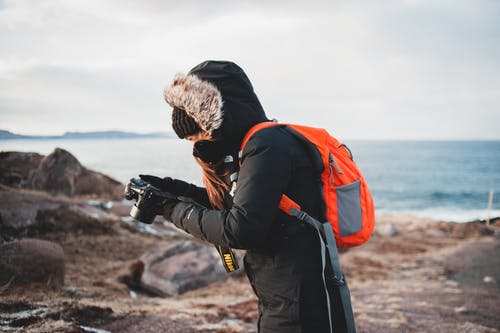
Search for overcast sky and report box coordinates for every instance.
[1,0,499,140]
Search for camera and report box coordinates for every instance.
[125,178,174,224]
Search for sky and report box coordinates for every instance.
[0,0,499,140]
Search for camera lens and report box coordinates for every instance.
[130,203,156,224]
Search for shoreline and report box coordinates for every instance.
[1,143,497,221]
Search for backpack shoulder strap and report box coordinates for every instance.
[239,122,319,217]
[239,121,281,157]
[239,122,301,216]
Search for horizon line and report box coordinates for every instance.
[2,128,499,142]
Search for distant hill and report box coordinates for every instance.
[60,131,172,139]
[0,130,173,140]
[0,130,25,139]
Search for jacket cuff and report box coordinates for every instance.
[172,200,207,230]
[169,202,188,228]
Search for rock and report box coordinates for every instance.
[0,151,43,188]
[29,148,84,195]
[0,185,116,239]
[123,240,227,296]
[0,184,61,234]
[0,149,124,199]
[35,205,115,235]
[450,222,494,239]
[30,148,123,199]
[0,239,65,289]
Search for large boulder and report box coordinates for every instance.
[0,185,116,239]
[0,239,65,289]
[30,148,124,199]
[0,148,124,199]
[30,148,83,195]
[122,240,228,296]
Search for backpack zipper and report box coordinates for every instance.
[329,153,344,185]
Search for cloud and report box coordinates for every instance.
[0,0,499,138]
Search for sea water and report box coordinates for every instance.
[1,138,499,222]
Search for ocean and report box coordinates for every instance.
[1,138,499,222]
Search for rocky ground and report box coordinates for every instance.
[1,149,499,333]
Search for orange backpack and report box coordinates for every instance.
[240,122,375,248]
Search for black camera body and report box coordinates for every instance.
[125,178,173,224]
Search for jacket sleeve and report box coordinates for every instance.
[169,129,292,249]
[183,183,212,208]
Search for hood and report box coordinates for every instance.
[164,60,269,152]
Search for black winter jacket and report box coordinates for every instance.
[171,126,331,332]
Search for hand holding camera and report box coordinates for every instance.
[124,177,180,224]
[138,174,193,195]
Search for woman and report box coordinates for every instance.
[138,60,333,332]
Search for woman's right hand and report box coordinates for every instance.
[139,174,212,209]
[138,174,190,196]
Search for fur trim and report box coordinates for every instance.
[164,73,224,136]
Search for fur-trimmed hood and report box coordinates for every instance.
[164,61,268,151]
[164,73,224,137]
